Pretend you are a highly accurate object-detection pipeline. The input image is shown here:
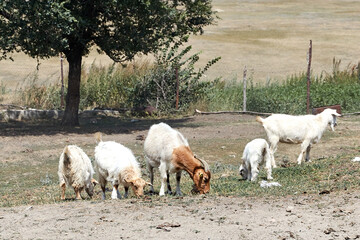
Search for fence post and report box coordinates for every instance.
[175,67,179,110]
[243,66,247,112]
[306,40,312,114]
[60,53,65,109]
[358,61,360,84]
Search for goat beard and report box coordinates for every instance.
[191,184,200,194]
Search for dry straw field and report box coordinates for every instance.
[1,0,360,90]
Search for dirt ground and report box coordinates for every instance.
[1,192,360,240]
[1,113,360,239]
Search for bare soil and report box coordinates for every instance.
[1,113,360,239]
[1,192,360,240]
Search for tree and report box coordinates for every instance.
[0,0,216,126]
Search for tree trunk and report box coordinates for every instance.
[61,51,82,126]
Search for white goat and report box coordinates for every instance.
[239,138,273,181]
[94,133,150,200]
[58,145,98,200]
[256,108,341,165]
[144,122,211,196]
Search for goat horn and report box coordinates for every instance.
[195,155,210,172]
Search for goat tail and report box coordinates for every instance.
[62,146,71,167]
[94,132,102,144]
[255,116,264,124]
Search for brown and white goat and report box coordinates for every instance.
[144,123,211,196]
[58,145,98,200]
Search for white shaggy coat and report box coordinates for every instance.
[58,145,96,200]
[239,138,273,181]
[95,140,145,199]
[256,108,341,165]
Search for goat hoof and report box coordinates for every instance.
[176,192,183,197]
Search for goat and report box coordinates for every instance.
[58,145,98,200]
[239,138,273,181]
[256,108,341,165]
[144,122,211,196]
[94,133,151,200]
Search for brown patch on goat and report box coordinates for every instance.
[60,182,66,200]
[172,146,211,194]
[73,186,83,200]
[121,167,149,197]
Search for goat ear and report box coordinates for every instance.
[91,178,98,186]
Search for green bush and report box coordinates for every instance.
[129,42,220,113]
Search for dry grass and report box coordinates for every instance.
[1,0,360,95]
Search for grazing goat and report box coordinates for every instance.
[94,133,151,200]
[58,145,98,200]
[144,122,211,196]
[239,138,273,181]
[256,108,341,165]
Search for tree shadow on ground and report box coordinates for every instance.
[0,115,204,137]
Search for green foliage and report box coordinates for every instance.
[13,58,360,115]
[79,62,149,110]
[195,61,360,114]
[1,0,217,125]
[15,72,63,109]
[0,0,216,61]
[129,42,221,112]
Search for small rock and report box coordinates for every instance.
[324,228,336,234]
[286,206,294,213]
[269,218,277,223]
[25,206,33,211]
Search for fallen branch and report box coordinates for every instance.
[195,109,271,116]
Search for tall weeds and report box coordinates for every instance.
[12,57,360,115]
[196,60,360,114]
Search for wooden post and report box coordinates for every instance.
[243,66,247,112]
[357,61,360,84]
[60,53,65,109]
[175,67,179,110]
[306,40,312,114]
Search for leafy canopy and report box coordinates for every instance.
[0,0,215,61]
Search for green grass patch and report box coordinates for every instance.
[1,152,359,207]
